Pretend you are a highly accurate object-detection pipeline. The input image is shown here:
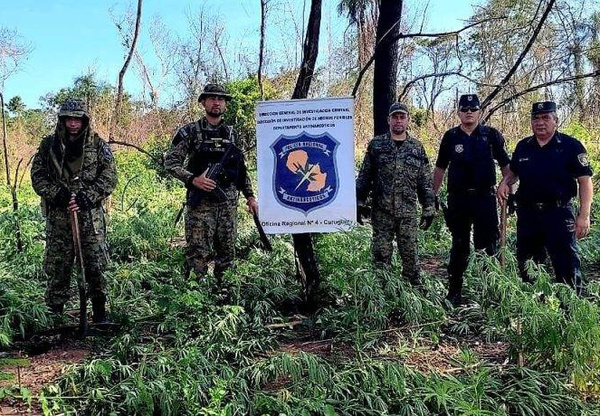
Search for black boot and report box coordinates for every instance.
[49,303,64,315]
[445,275,463,307]
[92,297,109,323]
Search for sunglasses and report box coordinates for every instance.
[459,107,480,113]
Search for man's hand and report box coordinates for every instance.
[68,194,79,212]
[575,212,591,240]
[73,191,93,211]
[497,182,511,205]
[419,213,434,230]
[192,170,217,192]
[247,197,259,216]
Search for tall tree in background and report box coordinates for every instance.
[291,0,322,308]
[588,12,600,119]
[111,0,142,141]
[6,95,25,116]
[338,0,379,67]
[373,0,402,136]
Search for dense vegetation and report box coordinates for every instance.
[1,119,600,415]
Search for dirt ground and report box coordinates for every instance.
[0,339,89,416]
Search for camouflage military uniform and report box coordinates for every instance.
[356,133,435,283]
[30,99,117,318]
[164,117,254,279]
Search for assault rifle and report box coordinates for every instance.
[192,142,235,204]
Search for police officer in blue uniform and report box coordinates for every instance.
[433,94,511,305]
[498,101,593,293]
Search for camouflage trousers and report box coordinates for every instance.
[184,199,237,280]
[371,209,420,283]
[44,206,109,309]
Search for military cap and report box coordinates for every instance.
[199,83,232,101]
[531,101,556,115]
[388,102,409,116]
[458,94,480,109]
[58,98,89,118]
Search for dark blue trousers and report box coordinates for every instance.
[516,204,582,292]
[447,193,499,290]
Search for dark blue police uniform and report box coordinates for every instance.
[436,123,510,295]
[511,130,592,291]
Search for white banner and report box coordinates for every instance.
[256,97,356,234]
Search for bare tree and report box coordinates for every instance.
[338,0,379,67]
[111,0,143,141]
[1,92,23,251]
[113,13,177,108]
[0,28,30,252]
[258,0,270,99]
[174,6,230,115]
[480,0,556,111]
[0,27,32,90]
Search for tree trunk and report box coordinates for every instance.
[572,44,585,123]
[111,0,143,141]
[373,0,402,136]
[258,0,268,99]
[291,0,322,309]
[1,92,23,252]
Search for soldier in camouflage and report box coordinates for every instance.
[165,83,258,283]
[356,103,435,285]
[31,98,117,322]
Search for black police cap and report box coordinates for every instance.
[458,94,480,109]
[531,101,556,115]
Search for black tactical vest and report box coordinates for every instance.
[186,121,242,187]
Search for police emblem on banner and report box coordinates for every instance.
[271,132,339,214]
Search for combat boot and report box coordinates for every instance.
[49,304,64,315]
[445,275,463,307]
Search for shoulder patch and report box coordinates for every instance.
[578,153,590,167]
[100,142,114,163]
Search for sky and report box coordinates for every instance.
[0,0,480,109]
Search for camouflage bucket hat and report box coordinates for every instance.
[199,83,232,101]
[58,98,89,118]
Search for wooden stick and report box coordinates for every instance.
[70,209,88,337]
[500,201,507,270]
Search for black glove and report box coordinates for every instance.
[74,191,94,211]
[419,214,434,230]
[507,194,516,216]
[52,186,71,208]
[357,203,371,225]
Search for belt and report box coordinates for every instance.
[518,200,570,210]
[450,187,494,196]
